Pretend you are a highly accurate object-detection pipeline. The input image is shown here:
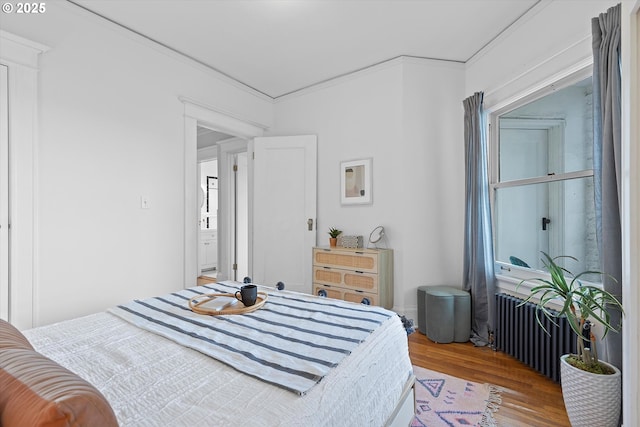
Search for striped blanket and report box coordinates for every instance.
[109,281,394,395]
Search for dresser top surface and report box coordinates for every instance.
[313,246,392,254]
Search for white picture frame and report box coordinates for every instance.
[340,158,372,205]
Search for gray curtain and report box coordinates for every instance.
[592,3,622,369]
[463,92,496,346]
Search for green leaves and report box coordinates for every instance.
[516,252,623,340]
[328,227,342,238]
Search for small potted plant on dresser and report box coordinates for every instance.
[328,228,342,247]
[518,252,624,427]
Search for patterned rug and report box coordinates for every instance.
[411,365,503,427]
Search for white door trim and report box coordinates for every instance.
[0,31,48,328]
[181,98,265,286]
[0,65,8,322]
[217,139,249,282]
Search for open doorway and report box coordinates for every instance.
[182,99,265,288]
[198,158,218,278]
[196,126,249,282]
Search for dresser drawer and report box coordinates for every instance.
[313,284,343,300]
[313,284,378,306]
[313,266,378,293]
[342,289,378,306]
[313,248,378,273]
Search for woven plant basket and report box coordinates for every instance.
[560,354,621,427]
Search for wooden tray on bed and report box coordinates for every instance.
[188,292,267,316]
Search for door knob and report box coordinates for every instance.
[307,218,313,231]
[542,217,551,231]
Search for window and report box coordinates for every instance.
[490,75,600,279]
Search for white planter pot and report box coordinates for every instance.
[560,354,621,427]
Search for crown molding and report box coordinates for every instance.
[274,55,463,103]
[465,0,547,67]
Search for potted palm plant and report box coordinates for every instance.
[517,252,624,427]
[328,227,342,247]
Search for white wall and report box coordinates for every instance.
[1,2,273,326]
[272,58,465,319]
[400,59,466,317]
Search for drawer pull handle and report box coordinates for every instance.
[355,270,364,274]
[361,297,371,305]
[317,289,328,298]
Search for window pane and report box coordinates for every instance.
[499,77,593,181]
[499,125,549,181]
[494,176,600,276]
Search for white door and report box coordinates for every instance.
[252,135,317,293]
[0,64,8,321]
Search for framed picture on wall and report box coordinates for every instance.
[340,158,372,205]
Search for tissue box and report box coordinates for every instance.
[339,235,363,248]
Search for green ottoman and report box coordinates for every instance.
[424,286,471,343]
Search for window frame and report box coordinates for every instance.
[486,65,600,289]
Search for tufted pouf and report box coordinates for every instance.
[420,286,471,343]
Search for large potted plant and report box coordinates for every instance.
[517,252,624,427]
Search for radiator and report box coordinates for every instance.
[495,293,576,382]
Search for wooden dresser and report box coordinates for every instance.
[312,246,393,309]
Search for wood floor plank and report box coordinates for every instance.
[408,332,571,426]
[197,276,216,285]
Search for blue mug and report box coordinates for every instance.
[235,284,257,307]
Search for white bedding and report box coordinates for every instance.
[109,281,395,395]
[24,289,413,426]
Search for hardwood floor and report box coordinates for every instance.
[409,332,571,426]
[197,276,216,285]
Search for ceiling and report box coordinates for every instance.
[71,0,540,100]
[197,127,235,149]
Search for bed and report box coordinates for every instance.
[1,281,415,426]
